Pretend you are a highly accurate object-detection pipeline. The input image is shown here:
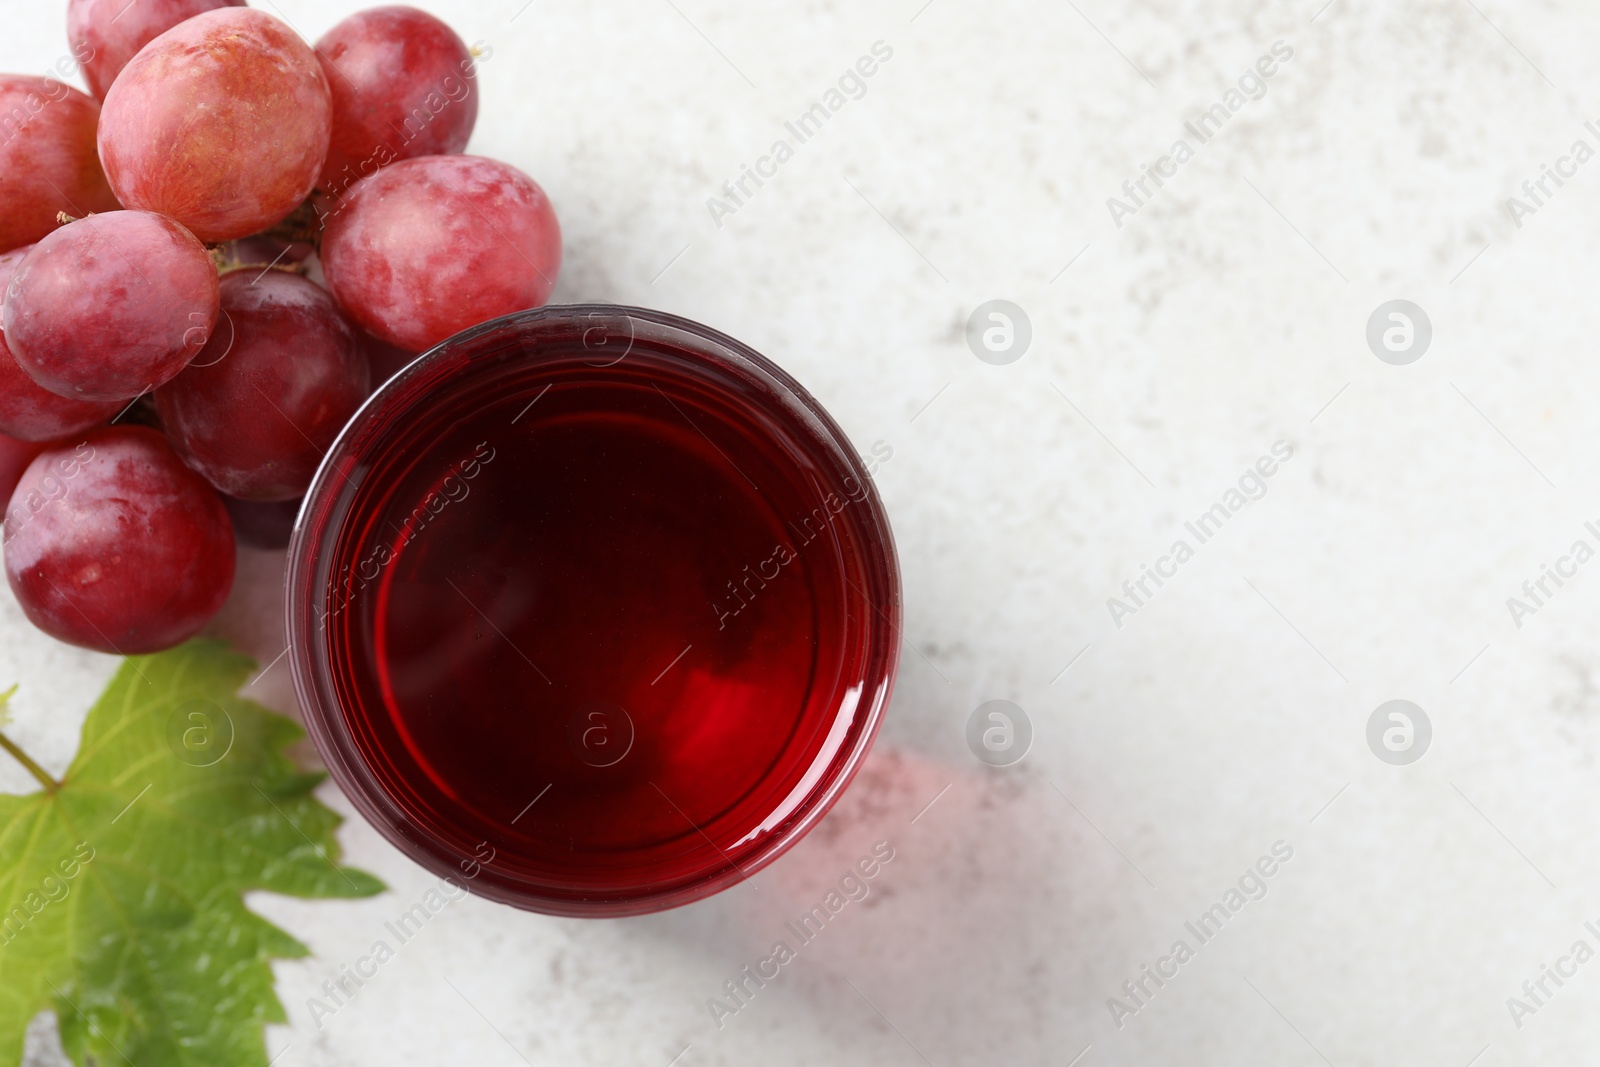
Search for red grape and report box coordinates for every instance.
[0,349,115,441]
[98,8,332,243]
[316,6,481,197]
[3,210,220,401]
[0,433,48,507]
[3,426,234,654]
[156,271,370,502]
[0,245,120,440]
[67,0,247,101]
[322,155,561,352]
[0,76,120,254]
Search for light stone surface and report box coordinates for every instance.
[7,1,1600,1064]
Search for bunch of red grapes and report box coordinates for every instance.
[0,1,561,655]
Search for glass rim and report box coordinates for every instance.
[284,303,902,916]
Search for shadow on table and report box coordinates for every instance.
[622,739,1147,1065]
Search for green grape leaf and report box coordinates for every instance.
[0,640,384,1067]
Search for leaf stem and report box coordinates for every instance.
[0,689,59,793]
[0,730,59,793]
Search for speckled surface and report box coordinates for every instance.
[8,1,1600,1064]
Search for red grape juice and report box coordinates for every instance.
[289,307,901,915]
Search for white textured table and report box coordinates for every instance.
[7,2,1600,1064]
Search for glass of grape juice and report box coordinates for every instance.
[287,306,901,916]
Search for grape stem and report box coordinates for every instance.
[216,261,309,279]
[258,199,324,249]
